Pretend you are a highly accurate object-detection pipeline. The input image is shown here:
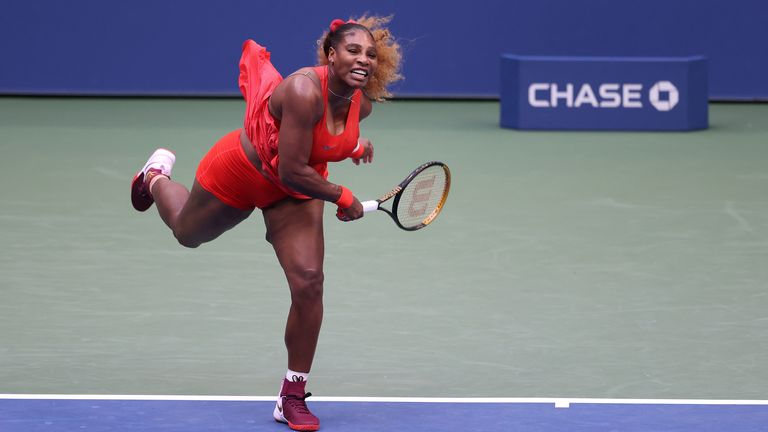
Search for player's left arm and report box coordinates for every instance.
[352,95,374,165]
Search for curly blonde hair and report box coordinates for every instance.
[316,15,403,101]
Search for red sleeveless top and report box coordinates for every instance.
[307,65,362,164]
[238,40,361,198]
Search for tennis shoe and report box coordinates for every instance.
[273,378,320,431]
[131,148,175,211]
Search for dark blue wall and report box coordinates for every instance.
[1,0,765,99]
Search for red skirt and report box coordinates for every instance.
[195,129,287,210]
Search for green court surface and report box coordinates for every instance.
[0,97,766,400]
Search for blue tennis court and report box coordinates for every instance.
[2,396,768,432]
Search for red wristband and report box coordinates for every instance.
[334,186,354,209]
[350,140,365,159]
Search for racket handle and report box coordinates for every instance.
[361,200,379,213]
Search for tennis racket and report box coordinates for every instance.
[361,161,451,231]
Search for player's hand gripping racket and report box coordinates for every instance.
[361,161,451,231]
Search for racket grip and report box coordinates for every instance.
[361,200,379,213]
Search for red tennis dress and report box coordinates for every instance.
[195,40,362,210]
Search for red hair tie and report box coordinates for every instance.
[330,18,357,33]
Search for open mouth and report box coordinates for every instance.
[351,68,369,78]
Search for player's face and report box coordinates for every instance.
[330,30,378,88]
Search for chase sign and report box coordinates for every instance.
[500,55,708,130]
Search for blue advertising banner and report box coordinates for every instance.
[500,55,708,131]
[1,1,764,98]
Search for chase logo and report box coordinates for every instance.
[500,55,707,130]
[649,81,679,112]
[527,81,680,112]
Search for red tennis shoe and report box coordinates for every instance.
[273,378,320,431]
[130,148,175,211]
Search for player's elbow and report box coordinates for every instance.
[278,165,305,192]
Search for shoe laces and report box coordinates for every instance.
[284,392,313,415]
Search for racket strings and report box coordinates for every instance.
[395,165,449,228]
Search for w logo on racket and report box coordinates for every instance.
[408,175,436,217]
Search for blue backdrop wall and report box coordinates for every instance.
[1,0,765,99]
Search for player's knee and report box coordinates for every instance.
[289,268,324,304]
[173,229,202,249]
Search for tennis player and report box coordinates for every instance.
[130,16,402,431]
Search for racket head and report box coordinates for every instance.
[390,161,451,231]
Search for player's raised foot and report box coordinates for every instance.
[273,378,320,431]
[131,148,175,211]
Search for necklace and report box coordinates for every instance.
[327,65,354,102]
[328,86,354,101]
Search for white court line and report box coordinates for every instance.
[1,394,768,406]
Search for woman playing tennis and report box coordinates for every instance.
[130,16,402,431]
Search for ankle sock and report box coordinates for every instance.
[285,369,309,383]
[147,172,168,196]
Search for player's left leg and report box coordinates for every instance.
[263,197,325,431]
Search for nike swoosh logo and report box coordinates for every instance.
[277,399,283,413]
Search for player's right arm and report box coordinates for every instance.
[276,75,363,217]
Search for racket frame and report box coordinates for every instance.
[362,161,450,231]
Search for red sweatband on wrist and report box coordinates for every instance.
[350,140,365,159]
[334,186,354,209]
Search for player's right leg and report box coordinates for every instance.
[130,129,261,247]
[153,178,253,248]
[131,147,253,247]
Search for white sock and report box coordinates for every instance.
[285,369,309,383]
[148,173,168,196]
